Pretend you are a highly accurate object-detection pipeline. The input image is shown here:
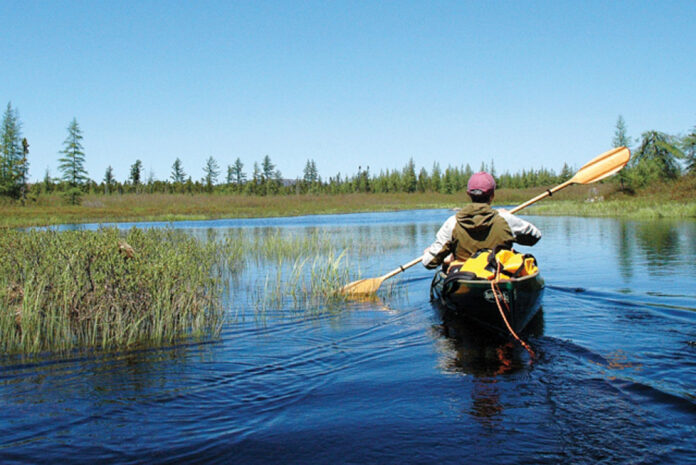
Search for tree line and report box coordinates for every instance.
[1,101,695,204]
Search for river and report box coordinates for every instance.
[2,210,695,464]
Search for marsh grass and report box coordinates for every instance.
[0,228,237,355]
[242,231,411,317]
[2,223,413,355]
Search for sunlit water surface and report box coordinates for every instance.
[2,210,695,464]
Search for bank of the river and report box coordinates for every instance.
[2,178,694,227]
[528,199,696,218]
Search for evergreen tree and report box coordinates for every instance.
[261,155,275,182]
[42,167,53,193]
[402,158,417,193]
[251,162,261,191]
[463,163,473,180]
[0,102,25,198]
[613,115,633,191]
[230,158,245,185]
[19,138,29,202]
[130,160,143,186]
[431,162,442,193]
[303,159,318,184]
[613,115,632,148]
[203,156,220,191]
[559,162,573,182]
[103,166,114,194]
[171,158,186,183]
[633,131,683,181]
[417,167,429,192]
[58,118,88,187]
[682,127,696,174]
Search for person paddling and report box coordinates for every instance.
[422,171,541,270]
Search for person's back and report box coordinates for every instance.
[451,202,514,260]
[423,171,541,269]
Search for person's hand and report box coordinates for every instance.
[497,208,509,214]
[444,254,453,265]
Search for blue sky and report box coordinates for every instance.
[2,1,695,183]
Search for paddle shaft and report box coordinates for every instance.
[381,257,424,280]
[509,180,573,214]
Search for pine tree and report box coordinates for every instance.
[58,118,88,187]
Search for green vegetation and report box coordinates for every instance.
[0,227,382,355]
[0,228,237,355]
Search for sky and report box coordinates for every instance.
[1,0,695,183]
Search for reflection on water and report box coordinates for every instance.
[615,219,696,279]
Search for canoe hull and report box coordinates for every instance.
[430,271,545,336]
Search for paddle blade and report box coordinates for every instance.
[340,277,384,296]
[570,146,630,185]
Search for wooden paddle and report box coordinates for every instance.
[340,146,631,296]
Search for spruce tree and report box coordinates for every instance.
[402,158,417,193]
[613,115,632,148]
[0,102,25,198]
[58,118,88,187]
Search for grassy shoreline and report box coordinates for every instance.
[2,180,695,228]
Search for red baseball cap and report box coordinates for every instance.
[467,172,496,196]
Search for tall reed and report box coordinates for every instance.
[0,228,238,355]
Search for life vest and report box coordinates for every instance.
[447,248,538,280]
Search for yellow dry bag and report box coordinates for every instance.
[448,248,538,280]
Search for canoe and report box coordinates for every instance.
[430,269,545,336]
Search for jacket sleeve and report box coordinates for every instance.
[422,215,457,269]
[498,210,541,246]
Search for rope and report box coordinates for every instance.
[491,261,536,359]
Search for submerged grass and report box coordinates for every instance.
[0,228,239,355]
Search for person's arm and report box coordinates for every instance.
[422,215,456,269]
[498,210,541,246]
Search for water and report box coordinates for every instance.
[3,210,696,464]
